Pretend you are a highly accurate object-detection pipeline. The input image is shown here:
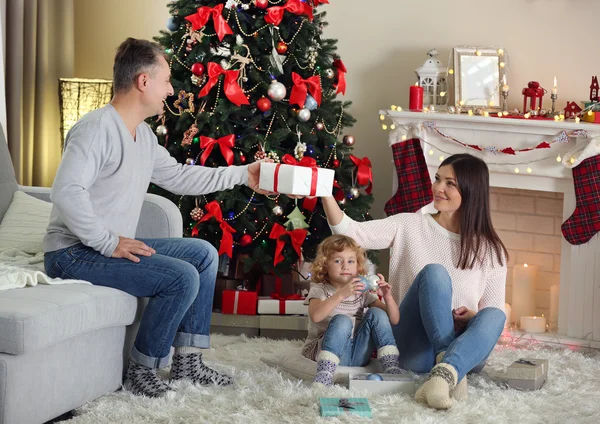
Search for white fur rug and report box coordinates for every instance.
[65,335,600,424]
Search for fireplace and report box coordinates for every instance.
[385,110,600,345]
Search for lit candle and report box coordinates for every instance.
[552,76,558,96]
[504,303,512,328]
[550,285,559,331]
[502,75,509,93]
[512,264,538,324]
[520,316,546,333]
[409,82,424,111]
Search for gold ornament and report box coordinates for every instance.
[173,90,195,114]
[272,205,283,216]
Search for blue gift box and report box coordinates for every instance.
[319,397,372,418]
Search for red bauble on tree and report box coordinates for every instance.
[239,153,246,164]
[256,97,272,112]
[255,0,269,8]
[239,234,253,246]
[191,63,205,76]
[332,159,340,168]
[276,41,288,55]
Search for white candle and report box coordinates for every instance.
[520,316,546,333]
[552,76,558,95]
[550,285,559,331]
[504,303,512,328]
[512,264,538,324]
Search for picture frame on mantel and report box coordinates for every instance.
[452,46,507,111]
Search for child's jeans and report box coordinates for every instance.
[320,307,397,366]
[393,263,506,381]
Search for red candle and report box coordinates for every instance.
[409,84,424,111]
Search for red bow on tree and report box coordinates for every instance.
[269,223,307,266]
[281,154,319,211]
[313,0,330,5]
[289,73,322,108]
[184,5,233,41]
[265,0,314,26]
[349,155,373,195]
[200,134,235,166]
[333,59,347,95]
[192,201,236,257]
[198,62,250,107]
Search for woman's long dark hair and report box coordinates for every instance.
[440,154,508,269]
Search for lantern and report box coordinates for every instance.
[590,76,599,102]
[522,81,546,113]
[415,49,448,109]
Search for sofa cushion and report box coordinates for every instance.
[0,126,18,221]
[0,191,53,254]
[0,284,138,354]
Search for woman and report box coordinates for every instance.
[321,153,507,410]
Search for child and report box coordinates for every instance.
[301,235,402,387]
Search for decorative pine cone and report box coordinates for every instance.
[190,207,204,221]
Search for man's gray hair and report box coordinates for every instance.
[112,38,166,93]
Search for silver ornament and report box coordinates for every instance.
[448,106,456,114]
[324,68,335,79]
[316,122,324,130]
[267,80,287,101]
[297,108,311,122]
[304,94,318,111]
[272,205,283,216]
[185,158,195,165]
[156,125,168,136]
[343,135,355,146]
[350,187,360,199]
[359,275,380,292]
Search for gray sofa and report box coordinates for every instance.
[0,128,184,424]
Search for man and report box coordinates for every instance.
[44,38,264,397]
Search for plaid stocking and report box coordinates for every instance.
[561,145,600,245]
[384,138,433,216]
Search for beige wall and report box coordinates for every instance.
[74,0,600,274]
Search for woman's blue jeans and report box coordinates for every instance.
[44,238,218,369]
[321,307,397,366]
[392,264,505,381]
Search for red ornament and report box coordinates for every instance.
[522,81,545,113]
[240,153,246,164]
[564,101,582,118]
[332,159,340,168]
[255,0,269,8]
[256,97,272,112]
[191,63,205,76]
[276,41,288,55]
[240,234,253,246]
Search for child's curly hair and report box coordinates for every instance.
[311,235,367,285]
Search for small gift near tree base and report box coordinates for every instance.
[507,358,549,391]
[319,398,372,418]
[349,372,416,396]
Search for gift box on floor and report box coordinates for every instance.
[213,278,244,312]
[259,161,334,197]
[257,295,308,315]
[319,398,372,418]
[259,274,296,297]
[507,358,548,391]
[349,372,416,396]
[221,289,258,315]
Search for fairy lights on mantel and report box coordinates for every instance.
[377,106,591,171]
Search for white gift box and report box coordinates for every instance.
[349,373,417,396]
[259,162,334,197]
[257,297,308,315]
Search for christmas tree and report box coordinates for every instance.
[150,0,375,275]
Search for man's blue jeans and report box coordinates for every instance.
[44,238,218,369]
[321,307,397,366]
[393,264,505,381]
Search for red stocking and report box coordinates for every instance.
[384,138,433,216]
[561,143,600,245]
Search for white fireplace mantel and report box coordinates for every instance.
[382,110,600,343]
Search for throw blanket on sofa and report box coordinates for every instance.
[0,248,89,291]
